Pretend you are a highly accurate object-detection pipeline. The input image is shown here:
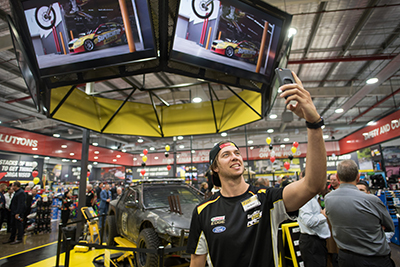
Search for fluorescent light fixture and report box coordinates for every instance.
[53,133,60,138]
[140,153,144,157]
[138,138,144,143]
[192,97,202,103]
[283,138,290,142]
[111,146,118,150]
[280,144,285,148]
[45,157,50,160]
[248,140,254,144]
[269,114,278,119]
[335,108,344,113]
[92,142,98,146]
[32,148,38,150]
[69,153,74,156]
[62,159,70,162]
[178,136,184,140]
[113,159,117,162]
[121,149,127,153]
[267,129,274,133]
[250,146,254,150]
[93,162,98,165]
[221,132,228,137]
[72,159,77,163]
[94,156,98,159]
[154,156,159,160]
[116,155,121,158]
[367,121,377,126]
[94,151,99,154]
[191,150,196,153]
[33,155,39,158]
[179,145,185,149]
[150,147,155,151]
[323,135,329,139]
[133,158,137,161]
[61,145,67,148]
[366,78,378,84]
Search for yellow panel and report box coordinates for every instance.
[50,86,72,114]
[162,102,220,137]
[51,87,102,131]
[219,90,262,132]
[101,100,161,136]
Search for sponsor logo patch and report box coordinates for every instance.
[211,215,225,225]
[212,226,226,233]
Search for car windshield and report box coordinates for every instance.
[143,185,202,209]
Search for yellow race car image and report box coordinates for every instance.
[211,40,259,62]
[68,22,127,54]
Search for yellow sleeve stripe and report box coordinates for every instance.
[197,196,220,214]
[257,188,266,194]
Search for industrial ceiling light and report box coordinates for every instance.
[248,140,253,144]
[192,96,202,103]
[288,27,297,38]
[138,138,144,143]
[221,132,227,137]
[269,114,278,119]
[92,142,98,146]
[179,145,185,149]
[150,147,155,151]
[283,138,290,142]
[367,121,377,126]
[366,78,378,84]
[121,149,127,152]
[110,146,118,150]
[178,136,184,140]
[53,133,60,138]
[335,108,344,113]
[267,129,274,133]
[323,135,329,139]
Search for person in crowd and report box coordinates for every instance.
[99,183,111,228]
[23,185,33,230]
[61,190,74,226]
[4,186,14,233]
[325,159,395,267]
[95,182,103,199]
[3,182,26,245]
[274,176,282,188]
[200,182,208,194]
[298,169,331,267]
[110,182,117,200]
[85,183,96,208]
[356,180,370,193]
[116,187,123,199]
[328,173,340,190]
[187,72,327,267]
[0,183,6,228]
[255,177,270,188]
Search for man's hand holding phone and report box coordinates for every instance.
[275,68,320,124]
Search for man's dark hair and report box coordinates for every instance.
[357,180,370,192]
[337,159,359,182]
[13,181,21,188]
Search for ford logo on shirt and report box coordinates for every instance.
[212,226,226,233]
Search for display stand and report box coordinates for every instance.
[280,222,304,267]
[377,190,400,245]
[34,198,52,233]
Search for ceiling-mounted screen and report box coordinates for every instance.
[8,16,41,111]
[20,0,156,77]
[170,0,292,84]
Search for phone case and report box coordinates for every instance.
[275,68,295,85]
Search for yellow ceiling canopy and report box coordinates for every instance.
[49,85,263,137]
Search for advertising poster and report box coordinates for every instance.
[0,153,43,181]
[22,0,155,73]
[101,166,126,181]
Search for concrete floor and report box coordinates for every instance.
[1,220,400,266]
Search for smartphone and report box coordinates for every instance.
[275,68,295,99]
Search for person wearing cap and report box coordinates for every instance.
[187,72,327,267]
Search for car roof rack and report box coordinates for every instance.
[131,178,186,185]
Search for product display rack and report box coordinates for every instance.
[377,190,400,245]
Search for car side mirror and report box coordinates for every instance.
[125,201,138,208]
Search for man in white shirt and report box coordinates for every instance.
[298,169,331,267]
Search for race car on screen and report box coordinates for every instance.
[211,39,259,62]
[68,22,127,53]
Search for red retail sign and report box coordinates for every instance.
[339,109,400,155]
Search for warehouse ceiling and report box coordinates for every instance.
[0,0,400,158]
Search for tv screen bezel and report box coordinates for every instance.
[16,0,158,78]
[169,0,293,85]
[8,15,41,112]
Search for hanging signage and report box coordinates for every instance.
[0,153,43,181]
[340,108,400,155]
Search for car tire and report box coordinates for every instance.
[84,39,95,52]
[104,215,117,246]
[225,46,234,58]
[137,228,161,267]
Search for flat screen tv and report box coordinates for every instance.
[17,0,156,78]
[170,0,292,85]
[8,15,41,111]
